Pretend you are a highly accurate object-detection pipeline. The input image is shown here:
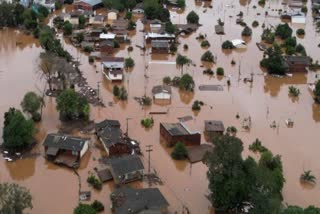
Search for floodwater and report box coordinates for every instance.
[1,0,320,213]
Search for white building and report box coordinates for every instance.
[152,85,172,100]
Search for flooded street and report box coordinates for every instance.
[1,0,320,213]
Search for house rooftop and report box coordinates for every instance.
[96,120,125,148]
[43,133,89,152]
[78,0,102,6]
[204,120,225,132]
[109,155,144,177]
[285,55,311,65]
[111,187,169,214]
[161,122,200,136]
[152,85,172,94]
[151,40,169,48]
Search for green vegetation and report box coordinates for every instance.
[261,28,275,44]
[91,200,104,212]
[103,0,138,11]
[55,1,63,10]
[226,126,237,135]
[258,0,266,5]
[113,85,120,97]
[127,20,136,30]
[179,74,195,91]
[79,15,86,29]
[252,20,259,27]
[83,46,93,53]
[141,117,154,128]
[165,21,176,34]
[21,91,43,121]
[186,11,199,24]
[142,96,152,106]
[125,11,132,20]
[300,170,316,185]
[56,89,90,121]
[171,142,188,160]
[124,57,135,69]
[163,76,171,85]
[177,0,186,8]
[260,44,287,75]
[176,54,190,74]
[143,0,170,22]
[87,174,102,190]
[74,204,97,214]
[201,51,214,62]
[314,80,320,103]
[249,139,268,153]
[296,44,306,55]
[241,26,252,36]
[275,23,293,39]
[169,43,177,53]
[216,67,224,76]
[289,86,300,97]
[63,21,73,36]
[296,28,305,36]
[113,86,128,100]
[282,205,320,213]
[203,136,285,213]
[192,100,204,111]
[0,183,33,213]
[201,40,210,48]
[75,32,84,43]
[183,44,189,50]
[302,6,308,13]
[222,40,234,49]
[88,56,94,63]
[203,68,214,75]
[2,108,35,152]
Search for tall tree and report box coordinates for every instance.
[176,54,190,75]
[0,183,33,214]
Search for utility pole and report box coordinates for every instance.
[146,145,153,175]
[125,118,132,136]
[97,81,101,101]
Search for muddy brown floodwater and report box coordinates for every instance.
[1,0,320,213]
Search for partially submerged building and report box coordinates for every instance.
[111,187,169,214]
[99,40,114,55]
[151,40,169,53]
[145,32,176,43]
[109,155,144,184]
[89,15,105,25]
[43,133,89,168]
[74,0,103,11]
[215,25,224,34]
[160,122,201,147]
[101,56,124,81]
[132,2,144,13]
[284,56,311,72]
[95,119,131,157]
[152,85,172,100]
[204,120,225,139]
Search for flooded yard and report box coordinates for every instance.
[1,0,320,213]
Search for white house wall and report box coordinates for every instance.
[80,141,89,157]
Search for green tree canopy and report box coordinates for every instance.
[63,21,73,35]
[74,204,97,214]
[165,21,176,34]
[314,80,320,103]
[124,57,135,69]
[179,74,194,91]
[0,183,33,214]
[260,44,287,75]
[275,23,293,39]
[2,108,35,151]
[56,89,90,121]
[171,142,188,160]
[186,11,199,24]
[144,0,170,22]
[21,92,42,115]
[201,51,214,62]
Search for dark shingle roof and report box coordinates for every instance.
[109,155,144,177]
[151,40,169,48]
[204,120,225,132]
[112,187,169,214]
[161,123,189,136]
[43,133,88,152]
[151,85,171,95]
[95,120,124,148]
[284,56,311,65]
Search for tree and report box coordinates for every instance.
[56,89,90,121]
[201,51,214,62]
[222,40,234,49]
[63,21,73,35]
[314,80,320,103]
[127,20,136,30]
[282,206,304,214]
[261,28,275,44]
[165,21,176,34]
[186,11,199,24]
[171,142,188,159]
[74,204,97,214]
[260,45,287,75]
[0,183,33,214]
[2,108,35,152]
[304,206,320,214]
[21,92,42,115]
[275,23,293,39]
[288,86,300,97]
[201,40,210,48]
[300,170,316,185]
[141,117,154,128]
[176,0,185,8]
[296,28,305,36]
[242,26,252,36]
[119,86,128,100]
[124,57,135,69]
[91,200,104,212]
[78,15,86,29]
[216,67,224,76]
[203,135,249,211]
[176,54,190,75]
[144,0,170,22]
[179,74,194,91]
[113,85,120,97]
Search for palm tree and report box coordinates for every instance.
[176,54,191,75]
[300,170,316,185]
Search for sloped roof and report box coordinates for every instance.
[151,40,169,48]
[152,85,171,94]
[109,155,144,177]
[112,187,169,214]
[43,133,89,152]
[204,120,225,132]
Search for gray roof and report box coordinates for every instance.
[161,123,189,136]
[101,57,124,69]
[82,0,102,6]
[109,155,144,177]
[152,85,171,95]
[215,25,224,34]
[284,56,311,65]
[96,120,125,148]
[43,133,88,152]
[133,2,144,10]
[112,187,169,214]
[204,120,225,132]
[151,40,169,48]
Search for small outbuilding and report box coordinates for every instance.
[231,39,247,48]
[109,155,144,184]
[152,85,172,100]
[204,120,225,139]
[284,56,311,72]
[160,122,201,147]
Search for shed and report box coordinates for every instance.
[204,120,225,139]
[284,55,310,72]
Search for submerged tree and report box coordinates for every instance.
[300,170,316,185]
[0,183,33,213]
[74,204,97,214]
[124,57,135,69]
[21,91,43,121]
[171,142,188,160]
[186,11,199,24]
[201,51,214,62]
[176,54,190,75]
[179,74,195,91]
[260,44,287,75]
[314,80,320,103]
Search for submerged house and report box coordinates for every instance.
[109,155,144,184]
[204,120,225,139]
[132,2,144,13]
[43,133,89,168]
[74,0,103,11]
[152,85,172,100]
[89,15,105,25]
[160,122,201,147]
[175,24,198,35]
[111,187,169,214]
[101,56,124,81]
[95,119,131,156]
[284,56,311,72]
[145,32,176,43]
[151,40,169,53]
[99,40,114,54]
